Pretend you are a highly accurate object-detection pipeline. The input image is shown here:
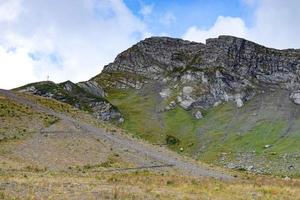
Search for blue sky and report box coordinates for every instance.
[0,0,300,89]
[125,0,254,36]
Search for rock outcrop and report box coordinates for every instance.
[18,35,300,121]
[91,35,300,112]
[16,81,122,122]
[290,91,300,104]
[77,80,106,98]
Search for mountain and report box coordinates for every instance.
[16,35,300,177]
[2,35,300,199]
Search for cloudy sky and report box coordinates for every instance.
[0,0,300,89]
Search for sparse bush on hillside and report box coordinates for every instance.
[165,135,180,145]
[43,115,59,127]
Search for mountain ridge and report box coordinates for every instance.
[15,35,300,176]
[91,35,300,110]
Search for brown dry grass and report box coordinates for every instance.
[0,170,299,200]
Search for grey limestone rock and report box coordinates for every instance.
[193,110,203,119]
[83,35,300,114]
[17,81,122,122]
[290,91,300,104]
[77,80,106,97]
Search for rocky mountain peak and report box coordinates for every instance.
[16,35,300,121]
[93,35,300,110]
[205,35,261,52]
[103,36,204,75]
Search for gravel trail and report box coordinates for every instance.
[0,89,233,180]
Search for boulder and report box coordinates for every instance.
[159,88,171,99]
[164,105,171,111]
[182,86,193,96]
[290,91,300,104]
[176,96,182,103]
[118,117,125,123]
[180,99,195,110]
[169,101,176,108]
[264,144,272,148]
[193,111,203,119]
[236,98,244,108]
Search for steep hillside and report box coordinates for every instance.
[87,36,300,177]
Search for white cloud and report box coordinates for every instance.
[183,16,248,43]
[140,4,153,17]
[0,0,151,89]
[0,46,38,89]
[0,0,22,23]
[160,12,176,26]
[1,0,300,89]
[251,0,300,49]
[183,0,300,49]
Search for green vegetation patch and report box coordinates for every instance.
[106,88,300,176]
[107,89,163,143]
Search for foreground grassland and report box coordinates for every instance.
[107,89,300,177]
[0,169,299,200]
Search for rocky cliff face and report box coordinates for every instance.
[91,35,300,112]
[16,81,122,122]
[16,35,300,125]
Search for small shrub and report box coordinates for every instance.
[83,164,92,169]
[165,135,180,146]
[166,180,175,186]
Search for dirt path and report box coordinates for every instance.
[0,89,233,180]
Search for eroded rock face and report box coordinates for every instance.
[92,35,300,111]
[89,101,122,121]
[16,81,122,122]
[77,81,106,98]
[19,36,300,120]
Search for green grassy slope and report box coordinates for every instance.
[107,88,300,177]
[107,88,163,142]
